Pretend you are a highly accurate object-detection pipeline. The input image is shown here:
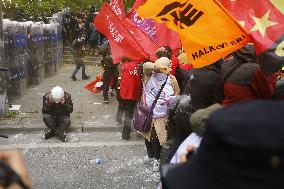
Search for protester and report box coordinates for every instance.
[140,57,179,172]
[189,60,223,112]
[42,86,73,142]
[160,94,193,165]
[99,41,118,103]
[221,44,275,105]
[70,33,90,81]
[88,21,99,56]
[163,101,284,189]
[155,46,179,76]
[116,58,142,141]
[0,151,32,189]
[175,52,193,94]
[159,102,222,170]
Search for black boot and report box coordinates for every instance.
[58,133,68,142]
[45,129,55,139]
[82,75,90,80]
[122,127,131,141]
[71,75,77,81]
[103,90,109,103]
[82,66,90,80]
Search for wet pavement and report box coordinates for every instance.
[0,64,159,189]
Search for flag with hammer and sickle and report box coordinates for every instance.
[137,0,251,68]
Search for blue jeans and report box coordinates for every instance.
[72,57,87,77]
[43,114,71,134]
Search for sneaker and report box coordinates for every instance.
[153,159,160,172]
[44,129,55,139]
[103,97,109,103]
[58,134,68,142]
[71,75,77,81]
[142,156,154,165]
[109,89,116,96]
[82,75,90,80]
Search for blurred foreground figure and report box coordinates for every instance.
[0,151,32,189]
[163,101,284,189]
[42,86,73,142]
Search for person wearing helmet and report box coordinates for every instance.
[42,86,73,142]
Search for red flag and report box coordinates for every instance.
[128,0,181,52]
[110,0,125,18]
[110,0,160,60]
[155,23,182,53]
[85,75,114,94]
[125,19,160,61]
[94,3,149,63]
[219,0,284,74]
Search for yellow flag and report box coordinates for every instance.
[137,0,251,68]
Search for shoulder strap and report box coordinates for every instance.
[150,76,168,111]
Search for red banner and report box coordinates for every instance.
[125,19,159,61]
[219,0,284,74]
[94,3,149,63]
[110,0,125,18]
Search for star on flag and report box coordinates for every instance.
[250,10,278,38]
[219,0,284,74]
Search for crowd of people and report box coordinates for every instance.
[62,8,105,55]
[1,8,284,189]
[92,41,284,188]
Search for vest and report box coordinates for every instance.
[120,62,142,101]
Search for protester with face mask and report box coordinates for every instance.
[42,86,73,142]
[71,33,90,81]
[141,57,180,172]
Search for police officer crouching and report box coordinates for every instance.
[42,86,73,142]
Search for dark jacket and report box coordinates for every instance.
[72,39,85,58]
[175,66,193,95]
[42,92,73,116]
[221,45,275,105]
[273,79,284,100]
[101,55,116,71]
[189,61,223,112]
